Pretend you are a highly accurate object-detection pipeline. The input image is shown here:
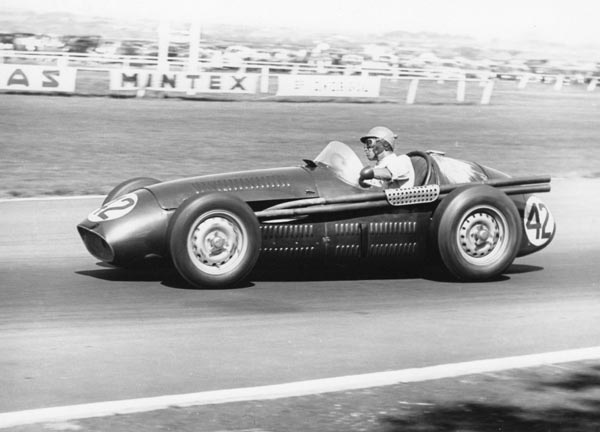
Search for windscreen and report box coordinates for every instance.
[314,141,364,186]
[431,154,491,184]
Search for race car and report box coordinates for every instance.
[77,141,555,289]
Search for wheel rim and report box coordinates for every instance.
[456,205,510,266]
[187,210,248,275]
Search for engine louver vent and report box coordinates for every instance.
[194,176,292,193]
[260,224,314,239]
[369,242,418,257]
[369,221,417,234]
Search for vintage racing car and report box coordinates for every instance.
[77,141,555,288]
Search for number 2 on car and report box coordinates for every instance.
[88,193,138,222]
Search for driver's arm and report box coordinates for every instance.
[385,157,412,183]
[360,166,395,181]
[360,166,409,188]
[373,166,393,180]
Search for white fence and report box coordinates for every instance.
[0,49,489,80]
[1,50,597,104]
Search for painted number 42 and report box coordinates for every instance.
[524,198,554,246]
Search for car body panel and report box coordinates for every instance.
[78,188,170,264]
[147,167,319,210]
[77,141,555,277]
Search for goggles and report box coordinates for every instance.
[364,137,394,151]
[363,137,381,148]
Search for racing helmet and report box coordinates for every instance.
[360,126,397,150]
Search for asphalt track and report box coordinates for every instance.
[1,178,599,420]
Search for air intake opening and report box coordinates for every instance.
[77,226,114,262]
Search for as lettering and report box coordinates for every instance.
[7,69,29,87]
[42,70,59,88]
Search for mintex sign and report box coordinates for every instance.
[110,70,258,94]
[0,65,77,92]
[277,75,381,97]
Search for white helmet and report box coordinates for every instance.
[360,126,397,150]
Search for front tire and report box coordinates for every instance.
[431,185,521,281]
[168,193,261,289]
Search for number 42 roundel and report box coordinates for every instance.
[524,196,555,247]
[88,193,138,223]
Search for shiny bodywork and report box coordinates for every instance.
[77,144,555,269]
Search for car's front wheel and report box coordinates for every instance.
[168,193,261,289]
[431,185,521,281]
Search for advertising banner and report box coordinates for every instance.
[277,75,381,97]
[110,70,258,94]
[0,65,77,92]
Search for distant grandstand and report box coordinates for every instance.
[1,9,598,84]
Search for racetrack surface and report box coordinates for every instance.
[1,178,599,429]
[1,92,600,430]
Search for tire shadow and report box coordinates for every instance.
[77,258,208,290]
[76,260,542,289]
[505,263,545,274]
[250,260,423,283]
[76,266,190,290]
[76,259,421,288]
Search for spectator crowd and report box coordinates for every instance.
[1,30,598,84]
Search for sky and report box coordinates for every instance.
[3,0,600,45]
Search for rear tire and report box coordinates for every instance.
[103,177,161,205]
[431,185,521,281]
[168,193,261,289]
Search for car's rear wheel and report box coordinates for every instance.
[431,185,521,281]
[103,177,161,205]
[168,193,261,289]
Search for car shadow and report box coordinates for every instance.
[418,266,510,283]
[505,263,545,275]
[77,266,256,290]
[421,263,543,283]
[77,261,419,288]
[76,258,254,290]
[76,260,540,289]
[77,266,187,289]
[250,260,424,283]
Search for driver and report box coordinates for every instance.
[358,126,415,188]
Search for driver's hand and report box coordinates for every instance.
[359,166,375,188]
[359,178,372,188]
[359,166,375,180]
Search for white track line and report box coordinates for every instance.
[2,346,600,428]
[0,195,104,203]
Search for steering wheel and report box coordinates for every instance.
[406,150,434,186]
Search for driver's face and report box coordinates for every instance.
[364,146,377,161]
[363,138,380,161]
